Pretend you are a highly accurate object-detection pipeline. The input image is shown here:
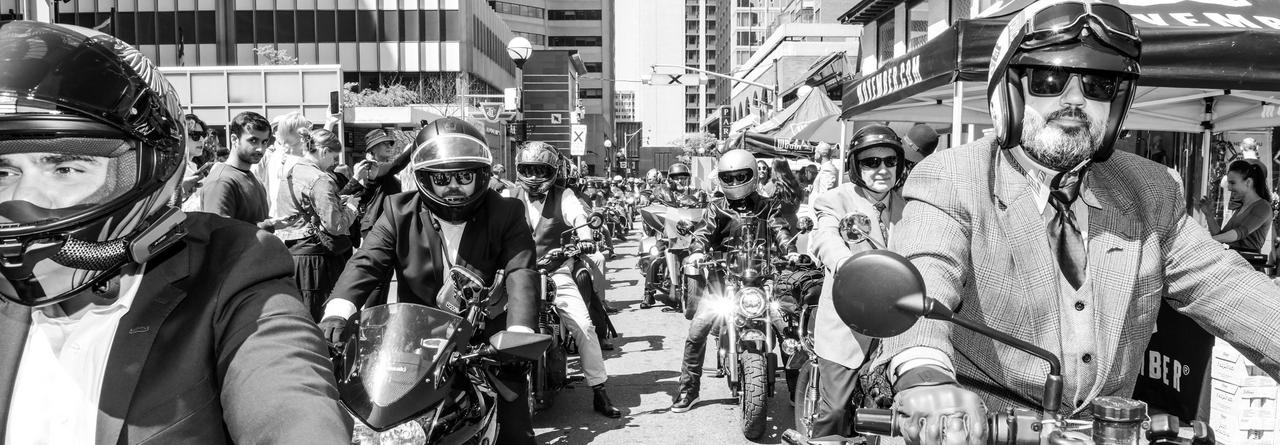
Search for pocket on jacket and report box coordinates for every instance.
[132,374,220,435]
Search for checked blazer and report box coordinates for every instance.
[868,137,1280,414]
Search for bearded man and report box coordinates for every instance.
[861,1,1280,442]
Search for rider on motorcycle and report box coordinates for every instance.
[640,162,709,310]
[508,141,623,418]
[868,1,1280,442]
[807,124,909,437]
[670,149,798,413]
[321,117,540,445]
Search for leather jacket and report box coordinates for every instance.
[690,193,795,258]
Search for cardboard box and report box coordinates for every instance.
[1214,342,1279,388]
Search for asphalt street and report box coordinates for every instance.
[530,227,798,445]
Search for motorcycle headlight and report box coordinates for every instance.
[738,287,767,318]
[648,246,661,256]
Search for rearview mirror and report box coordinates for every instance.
[839,213,873,243]
[587,213,605,230]
[831,250,927,338]
[487,331,552,362]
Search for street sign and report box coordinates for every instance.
[719,106,731,139]
[504,87,519,111]
[570,124,587,156]
[550,113,563,124]
[470,103,515,123]
[644,73,706,86]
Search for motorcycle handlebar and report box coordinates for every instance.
[852,408,897,436]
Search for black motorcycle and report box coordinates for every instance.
[335,267,551,445]
[781,250,1217,445]
[638,204,708,316]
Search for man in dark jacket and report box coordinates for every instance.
[320,118,540,444]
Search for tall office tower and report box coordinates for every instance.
[615,0,683,147]
[713,0,782,118]
[683,0,718,133]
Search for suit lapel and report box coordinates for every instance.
[991,148,1063,338]
[0,300,31,439]
[1082,167,1143,399]
[97,248,191,445]
[416,201,444,295]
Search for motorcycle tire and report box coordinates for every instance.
[739,351,770,440]
[791,361,820,438]
[683,284,699,321]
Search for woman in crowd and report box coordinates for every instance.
[770,159,803,231]
[1200,159,1274,254]
[273,128,358,320]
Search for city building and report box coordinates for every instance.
[712,0,784,115]
[614,0,684,147]
[491,0,616,175]
[683,0,718,133]
[48,0,519,95]
[613,90,635,122]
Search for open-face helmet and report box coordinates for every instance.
[845,124,907,188]
[411,117,493,223]
[716,149,758,201]
[988,0,1141,162]
[515,141,560,196]
[0,22,188,307]
[668,162,691,191]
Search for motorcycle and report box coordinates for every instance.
[789,213,881,438]
[638,203,708,316]
[780,250,1217,445]
[528,213,607,413]
[604,197,631,242]
[688,213,793,440]
[334,267,552,445]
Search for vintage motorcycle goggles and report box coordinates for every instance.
[417,168,480,187]
[516,164,557,180]
[1023,67,1122,101]
[1019,1,1140,58]
[718,169,754,186]
[856,155,899,170]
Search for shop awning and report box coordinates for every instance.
[840,0,1280,131]
[739,88,842,159]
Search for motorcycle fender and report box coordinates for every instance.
[785,349,809,370]
[639,236,657,254]
[740,339,767,354]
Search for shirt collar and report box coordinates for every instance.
[34,263,146,321]
[853,185,893,207]
[1009,146,1098,214]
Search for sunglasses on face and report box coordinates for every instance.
[857,156,899,170]
[423,169,479,187]
[517,164,556,179]
[1025,67,1122,101]
[719,170,754,186]
[188,131,205,141]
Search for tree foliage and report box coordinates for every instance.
[339,73,480,117]
[252,46,298,65]
[670,132,718,156]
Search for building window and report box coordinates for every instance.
[514,31,546,46]
[489,1,545,19]
[580,88,604,99]
[584,62,603,72]
[907,0,929,51]
[876,11,895,62]
[548,9,603,20]
[548,36,602,47]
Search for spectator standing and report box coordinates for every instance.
[757,160,776,197]
[1200,160,1273,254]
[812,142,839,195]
[274,129,358,320]
[342,128,411,243]
[178,114,211,202]
[194,112,271,226]
[255,111,312,220]
[771,160,803,231]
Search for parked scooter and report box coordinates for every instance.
[334,267,551,445]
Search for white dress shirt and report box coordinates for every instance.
[6,266,146,445]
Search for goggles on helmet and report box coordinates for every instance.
[1020,1,1139,58]
[1021,67,1122,101]
[718,169,754,186]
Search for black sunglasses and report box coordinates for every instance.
[423,169,479,187]
[719,170,754,186]
[517,164,556,179]
[188,130,205,141]
[857,156,899,170]
[1025,67,1122,101]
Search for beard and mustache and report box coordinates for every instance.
[1020,106,1106,171]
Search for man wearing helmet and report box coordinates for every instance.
[670,149,798,413]
[0,22,351,443]
[640,162,708,310]
[860,2,1280,443]
[508,141,623,419]
[322,117,542,444]
[806,124,909,437]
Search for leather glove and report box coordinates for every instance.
[318,316,348,346]
[893,384,988,445]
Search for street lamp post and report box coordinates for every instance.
[506,37,533,178]
[603,138,614,177]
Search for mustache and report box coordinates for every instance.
[1048,107,1090,123]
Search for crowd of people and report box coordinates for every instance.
[4,2,1280,443]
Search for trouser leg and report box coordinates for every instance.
[574,259,610,341]
[678,273,722,393]
[665,250,684,307]
[810,356,860,438]
[551,272,608,386]
[495,364,536,445]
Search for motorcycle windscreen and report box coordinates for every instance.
[338,303,466,431]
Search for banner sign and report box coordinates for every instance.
[841,27,958,119]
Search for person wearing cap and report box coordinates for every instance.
[488,163,514,193]
[339,128,411,244]
[856,1,1280,442]
[904,123,940,158]
[321,117,541,444]
[0,21,351,444]
[806,124,909,438]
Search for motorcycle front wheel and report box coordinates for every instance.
[739,351,769,440]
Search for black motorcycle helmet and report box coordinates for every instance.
[845,124,907,189]
[987,0,1141,162]
[411,117,493,223]
[0,21,187,307]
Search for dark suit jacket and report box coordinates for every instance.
[0,213,352,444]
[328,190,539,330]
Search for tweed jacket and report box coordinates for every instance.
[870,137,1280,414]
[810,183,904,369]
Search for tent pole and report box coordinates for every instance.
[1199,128,1211,202]
[838,119,848,185]
[952,81,965,148]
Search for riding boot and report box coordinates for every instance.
[592,384,623,418]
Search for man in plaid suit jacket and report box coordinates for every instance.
[866,0,1280,441]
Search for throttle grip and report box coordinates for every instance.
[853,408,897,436]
